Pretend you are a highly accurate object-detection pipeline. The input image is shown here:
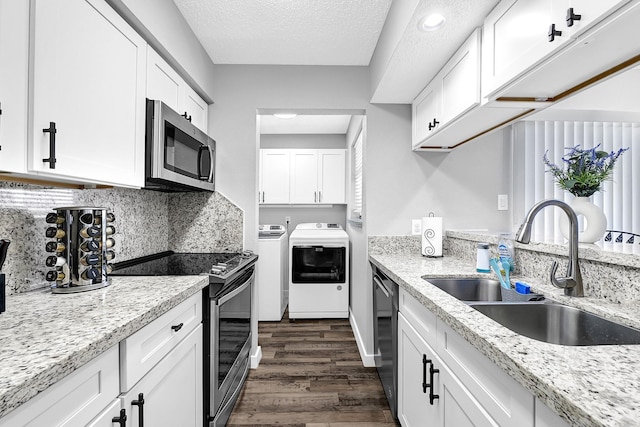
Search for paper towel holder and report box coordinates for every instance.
[422,212,443,258]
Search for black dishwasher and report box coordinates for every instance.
[372,264,399,419]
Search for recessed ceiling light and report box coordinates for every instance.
[418,13,446,32]
[273,113,297,119]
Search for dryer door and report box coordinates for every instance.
[291,245,346,283]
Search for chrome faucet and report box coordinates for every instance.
[515,199,584,297]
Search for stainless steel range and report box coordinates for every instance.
[112,250,258,427]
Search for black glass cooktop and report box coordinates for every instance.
[111,251,238,276]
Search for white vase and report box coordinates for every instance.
[559,196,607,243]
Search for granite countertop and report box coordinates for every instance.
[370,253,640,427]
[0,275,209,418]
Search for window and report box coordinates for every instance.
[351,128,363,219]
[513,120,639,244]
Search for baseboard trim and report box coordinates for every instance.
[250,345,262,369]
[349,310,375,367]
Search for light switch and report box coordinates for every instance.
[498,194,508,211]
[412,219,422,235]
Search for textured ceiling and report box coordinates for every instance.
[172,0,392,66]
[371,0,500,103]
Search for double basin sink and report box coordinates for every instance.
[422,277,640,346]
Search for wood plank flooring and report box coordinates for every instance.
[228,313,400,427]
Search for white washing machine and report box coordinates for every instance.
[258,225,288,321]
[288,223,349,319]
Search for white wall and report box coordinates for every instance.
[366,122,512,235]
[260,134,347,149]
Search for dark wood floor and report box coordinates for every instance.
[228,312,399,427]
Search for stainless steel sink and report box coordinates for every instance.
[470,303,640,346]
[422,277,503,302]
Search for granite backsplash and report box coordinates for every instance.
[369,232,640,304]
[0,182,243,294]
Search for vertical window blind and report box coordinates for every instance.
[514,120,639,244]
[352,129,363,218]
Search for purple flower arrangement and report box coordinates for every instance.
[543,144,628,197]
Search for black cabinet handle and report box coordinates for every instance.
[42,122,57,169]
[171,322,184,332]
[566,8,582,27]
[428,360,440,405]
[182,112,192,122]
[428,118,439,131]
[131,393,145,427]
[422,354,429,393]
[548,23,562,42]
[112,408,127,427]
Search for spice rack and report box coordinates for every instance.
[45,207,115,294]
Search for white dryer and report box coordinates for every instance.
[288,223,349,319]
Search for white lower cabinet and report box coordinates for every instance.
[0,345,120,427]
[0,293,204,427]
[398,288,568,427]
[121,325,203,427]
[398,313,497,427]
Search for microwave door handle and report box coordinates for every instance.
[197,144,214,181]
[206,145,214,182]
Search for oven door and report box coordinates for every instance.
[291,245,346,283]
[210,268,253,418]
[146,99,215,191]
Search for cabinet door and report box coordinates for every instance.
[0,0,29,173]
[182,85,208,133]
[290,149,318,204]
[398,313,440,427]
[412,82,440,146]
[317,149,346,204]
[122,325,203,427]
[482,0,571,98]
[147,47,182,113]
[440,28,481,125]
[260,149,290,203]
[30,0,146,187]
[0,346,119,427]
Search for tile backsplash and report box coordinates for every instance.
[0,182,243,294]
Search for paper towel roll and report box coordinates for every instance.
[421,216,443,257]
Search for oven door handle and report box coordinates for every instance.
[293,245,346,249]
[218,271,254,305]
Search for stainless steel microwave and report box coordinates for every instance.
[145,99,215,192]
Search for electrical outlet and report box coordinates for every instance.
[498,194,508,211]
[285,216,291,224]
[411,219,422,235]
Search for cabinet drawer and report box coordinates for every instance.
[0,345,119,427]
[399,288,437,347]
[436,321,534,426]
[120,292,202,392]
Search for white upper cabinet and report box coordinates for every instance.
[259,149,290,204]
[290,149,319,204]
[482,0,571,98]
[29,0,147,187]
[147,48,209,133]
[483,0,634,100]
[0,0,29,174]
[317,150,346,204]
[412,28,532,151]
[290,149,346,204]
[440,29,481,125]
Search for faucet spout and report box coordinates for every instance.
[515,199,584,297]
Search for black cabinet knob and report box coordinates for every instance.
[548,23,562,42]
[566,8,582,27]
[112,408,127,427]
